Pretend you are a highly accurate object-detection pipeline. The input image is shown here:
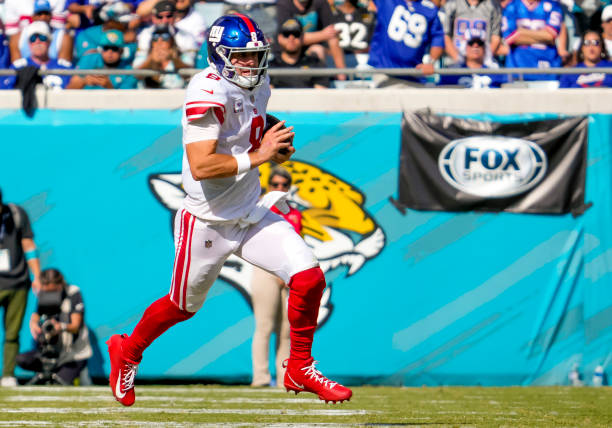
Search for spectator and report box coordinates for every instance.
[4,0,68,64]
[367,0,445,87]
[502,0,563,81]
[66,0,140,30]
[65,0,99,30]
[331,0,376,68]
[438,29,507,87]
[559,30,612,87]
[194,29,209,69]
[18,0,73,63]
[133,0,198,68]
[602,4,612,56]
[220,0,279,43]
[174,0,207,49]
[0,21,73,90]
[0,17,12,69]
[573,0,604,35]
[17,268,92,385]
[442,0,501,66]
[0,187,41,387]
[72,2,138,63]
[136,25,189,88]
[251,167,302,388]
[269,18,330,88]
[276,0,347,78]
[67,29,138,89]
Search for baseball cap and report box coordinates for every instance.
[464,28,486,43]
[26,21,51,39]
[33,0,52,14]
[602,5,612,22]
[100,29,125,47]
[280,18,303,35]
[153,0,177,15]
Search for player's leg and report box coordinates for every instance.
[236,212,352,403]
[108,209,234,406]
[250,266,281,387]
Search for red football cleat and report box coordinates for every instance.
[283,358,352,403]
[106,334,140,406]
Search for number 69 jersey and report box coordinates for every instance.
[368,0,445,69]
[180,66,271,222]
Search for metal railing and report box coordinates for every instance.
[0,66,611,80]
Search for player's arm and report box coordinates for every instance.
[185,113,294,180]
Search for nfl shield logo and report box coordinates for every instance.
[205,240,212,248]
[234,100,243,113]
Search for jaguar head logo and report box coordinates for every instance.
[148,160,385,326]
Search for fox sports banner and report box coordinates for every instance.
[1,110,612,387]
[398,111,589,215]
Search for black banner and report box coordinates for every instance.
[396,111,589,215]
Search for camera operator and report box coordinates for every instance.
[16,268,92,385]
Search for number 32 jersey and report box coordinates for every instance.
[368,0,444,69]
[180,66,271,222]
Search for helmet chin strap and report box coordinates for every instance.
[216,46,268,89]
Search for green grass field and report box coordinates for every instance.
[1,384,611,427]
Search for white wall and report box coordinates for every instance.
[2,88,612,113]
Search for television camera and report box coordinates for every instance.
[25,289,69,385]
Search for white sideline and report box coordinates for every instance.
[3,407,372,416]
[6,394,320,404]
[0,423,351,427]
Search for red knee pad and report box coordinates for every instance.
[288,267,326,299]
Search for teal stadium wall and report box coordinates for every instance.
[1,109,612,386]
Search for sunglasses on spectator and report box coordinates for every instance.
[152,33,172,42]
[269,181,290,189]
[156,13,174,19]
[281,30,302,38]
[29,34,49,43]
[102,45,122,52]
[583,39,601,46]
[467,39,485,47]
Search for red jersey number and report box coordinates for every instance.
[249,115,265,153]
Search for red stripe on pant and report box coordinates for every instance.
[170,209,187,298]
[181,214,195,310]
[171,210,193,309]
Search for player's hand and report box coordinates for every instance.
[416,63,435,75]
[271,144,295,164]
[260,120,295,161]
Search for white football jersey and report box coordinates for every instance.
[181,66,271,222]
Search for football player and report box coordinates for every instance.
[106,13,352,406]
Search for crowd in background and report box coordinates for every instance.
[0,0,610,90]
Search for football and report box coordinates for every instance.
[264,114,292,154]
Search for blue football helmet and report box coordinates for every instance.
[207,14,270,89]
